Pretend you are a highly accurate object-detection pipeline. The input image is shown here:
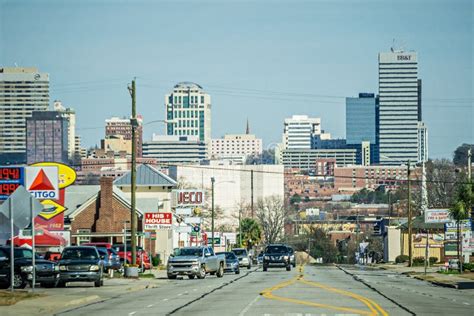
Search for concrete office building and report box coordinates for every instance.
[281,149,357,170]
[378,51,419,165]
[54,100,76,162]
[143,134,207,164]
[26,111,69,164]
[0,67,49,164]
[417,122,428,163]
[105,116,143,157]
[211,134,263,162]
[165,82,211,156]
[169,164,284,227]
[282,115,330,150]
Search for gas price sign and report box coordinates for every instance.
[0,167,24,200]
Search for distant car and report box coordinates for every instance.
[113,244,151,270]
[57,246,104,287]
[0,246,59,289]
[216,252,240,274]
[263,244,291,272]
[232,248,251,269]
[287,246,296,267]
[167,246,225,279]
[96,247,121,272]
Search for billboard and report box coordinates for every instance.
[144,212,172,230]
[25,166,59,200]
[425,209,451,223]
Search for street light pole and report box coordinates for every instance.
[239,206,242,247]
[128,79,137,267]
[211,177,215,250]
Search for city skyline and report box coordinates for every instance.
[1,0,472,159]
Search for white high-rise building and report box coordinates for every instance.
[54,100,76,162]
[211,134,263,161]
[165,82,211,157]
[282,115,328,150]
[0,67,49,164]
[417,122,428,163]
[378,51,419,165]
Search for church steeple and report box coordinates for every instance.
[246,118,250,134]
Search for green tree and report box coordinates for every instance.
[449,180,473,272]
[308,228,338,263]
[290,193,301,205]
[453,144,474,166]
[238,218,262,249]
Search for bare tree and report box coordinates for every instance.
[255,196,288,244]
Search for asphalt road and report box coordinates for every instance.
[57,265,474,316]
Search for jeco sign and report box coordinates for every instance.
[176,190,204,206]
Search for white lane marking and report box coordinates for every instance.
[177,293,183,296]
[162,298,169,301]
[193,288,197,291]
[129,312,136,316]
[463,302,470,305]
[147,304,154,308]
[238,295,260,316]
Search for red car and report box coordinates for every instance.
[112,244,151,270]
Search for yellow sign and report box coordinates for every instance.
[39,199,67,220]
[31,162,76,189]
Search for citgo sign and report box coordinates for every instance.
[25,166,59,200]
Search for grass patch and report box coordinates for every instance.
[0,290,43,306]
[139,273,156,278]
[437,270,460,275]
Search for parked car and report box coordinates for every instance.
[231,248,251,269]
[287,246,296,267]
[57,246,104,287]
[0,246,59,289]
[112,244,151,270]
[96,247,121,272]
[262,244,291,272]
[216,251,240,274]
[167,246,225,279]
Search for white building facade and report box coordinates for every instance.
[143,134,207,164]
[168,164,284,227]
[282,115,325,150]
[54,100,76,162]
[165,82,211,157]
[417,121,428,163]
[0,67,49,164]
[211,134,262,162]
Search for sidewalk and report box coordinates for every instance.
[374,263,474,289]
[0,269,168,315]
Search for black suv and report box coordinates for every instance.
[262,244,291,272]
[57,246,104,287]
[0,246,59,289]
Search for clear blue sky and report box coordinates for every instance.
[1,0,472,159]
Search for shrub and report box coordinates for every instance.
[429,257,438,265]
[412,257,425,266]
[463,263,474,271]
[395,255,409,263]
[152,255,160,267]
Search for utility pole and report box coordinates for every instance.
[239,207,242,247]
[128,79,138,267]
[211,177,215,250]
[407,160,413,267]
[251,170,254,218]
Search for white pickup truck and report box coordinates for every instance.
[167,246,225,279]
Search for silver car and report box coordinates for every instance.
[231,248,251,269]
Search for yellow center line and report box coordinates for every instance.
[259,264,389,316]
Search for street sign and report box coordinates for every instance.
[176,226,192,233]
[184,217,201,224]
[144,212,172,230]
[425,209,451,223]
[0,167,24,200]
[176,208,192,216]
[445,220,471,241]
[39,200,67,220]
[175,190,205,206]
[25,166,59,200]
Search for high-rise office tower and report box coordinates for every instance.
[165,82,211,155]
[282,115,330,150]
[105,116,143,157]
[26,111,69,164]
[0,67,49,164]
[54,100,76,162]
[378,50,419,165]
[346,93,378,164]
